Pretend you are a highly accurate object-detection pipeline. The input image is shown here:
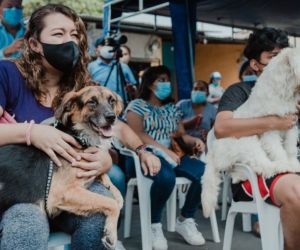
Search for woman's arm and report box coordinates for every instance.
[178,122,206,153]
[181,114,202,130]
[0,121,82,167]
[113,119,162,176]
[125,111,180,165]
[214,110,297,139]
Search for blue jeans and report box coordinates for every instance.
[0,182,111,250]
[126,155,205,223]
[108,164,126,198]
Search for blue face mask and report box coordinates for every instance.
[211,81,219,87]
[154,81,172,100]
[191,90,206,104]
[3,7,23,27]
[242,74,257,82]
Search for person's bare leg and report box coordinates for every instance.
[272,174,300,250]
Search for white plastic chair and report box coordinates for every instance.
[223,164,283,250]
[121,147,153,250]
[48,232,71,250]
[165,177,221,243]
[121,147,221,250]
[221,173,231,221]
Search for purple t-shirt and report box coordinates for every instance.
[0,61,54,123]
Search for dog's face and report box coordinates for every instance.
[260,48,300,99]
[55,86,123,146]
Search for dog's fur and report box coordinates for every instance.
[0,86,124,249]
[201,48,300,218]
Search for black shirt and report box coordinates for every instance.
[217,81,256,113]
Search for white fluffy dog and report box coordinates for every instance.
[201,48,300,218]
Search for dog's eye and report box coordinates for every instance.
[108,96,116,107]
[87,100,97,108]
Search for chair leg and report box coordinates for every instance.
[137,179,153,250]
[221,175,230,221]
[209,210,221,243]
[166,187,177,232]
[124,184,135,238]
[242,214,252,232]
[259,207,283,250]
[178,184,187,209]
[223,210,237,250]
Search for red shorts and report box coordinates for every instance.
[231,173,288,206]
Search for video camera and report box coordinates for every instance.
[104,32,128,58]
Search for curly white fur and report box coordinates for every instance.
[201,48,300,218]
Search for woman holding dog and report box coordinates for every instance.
[0,4,160,250]
[124,65,206,250]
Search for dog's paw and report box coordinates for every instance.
[102,229,117,250]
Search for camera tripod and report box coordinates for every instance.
[103,50,128,104]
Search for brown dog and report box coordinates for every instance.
[0,86,124,250]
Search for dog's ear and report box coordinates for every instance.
[114,92,124,116]
[55,91,78,124]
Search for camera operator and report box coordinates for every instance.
[88,36,137,102]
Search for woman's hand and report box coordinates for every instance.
[72,147,113,178]
[165,148,181,165]
[139,151,161,176]
[193,138,206,154]
[30,124,82,166]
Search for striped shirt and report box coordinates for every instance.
[124,99,182,148]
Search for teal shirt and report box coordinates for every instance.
[0,22,25,59]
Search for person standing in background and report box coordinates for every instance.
[88,38,137,102]
[207,71,224,108]
[0,0,25,59]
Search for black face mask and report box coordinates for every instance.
[40,41,80,73]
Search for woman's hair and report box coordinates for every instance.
[121,45,131,55]
[15,4,91,109]
[193,80,209,95]
[138,65,172,103]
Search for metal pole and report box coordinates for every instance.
[139,0,144,11]
[185,0,195,84]
[110,2,169,24]
[103,0,125,8]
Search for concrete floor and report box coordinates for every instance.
[118,204,262,250]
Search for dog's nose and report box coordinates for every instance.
[105,112,116,124]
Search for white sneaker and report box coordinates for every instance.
[151,223,168,250]
[175,218,205,245]
[116,240,126,250]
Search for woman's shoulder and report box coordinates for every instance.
[176,99,191,108]
[0,60,19,70]
[125,99,150,116]
[128,98,148,108]
[0,60,22,78]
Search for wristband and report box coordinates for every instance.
[135,144,147,156]
[26,120,35,146]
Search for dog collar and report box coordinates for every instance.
[45,160,54,216]
[53,120,90,148]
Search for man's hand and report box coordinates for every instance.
[139,151,161,177]
[4,38,24,57]
[270,114,298,130]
